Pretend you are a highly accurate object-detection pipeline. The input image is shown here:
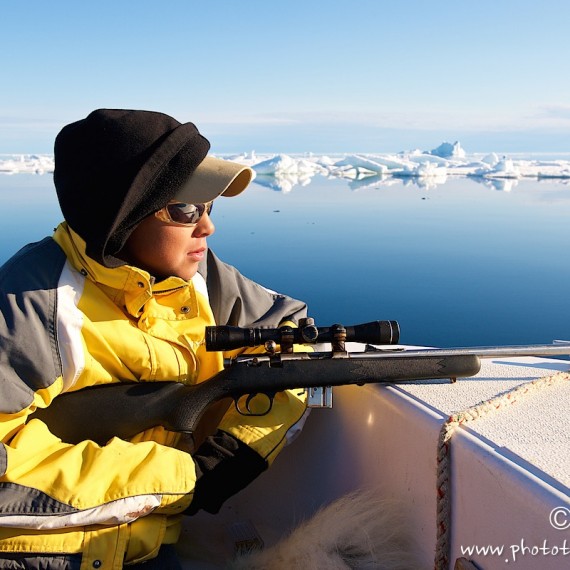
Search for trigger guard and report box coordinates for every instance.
[233,393,275,416]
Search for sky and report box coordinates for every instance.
[2,0,570,154]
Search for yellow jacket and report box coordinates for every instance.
[0,223,308,567]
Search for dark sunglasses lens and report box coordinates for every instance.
[166,203,199,224]
[166,202,212,224]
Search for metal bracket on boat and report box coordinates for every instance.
[307,386,333,408]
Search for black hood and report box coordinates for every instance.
[54,109,210,267]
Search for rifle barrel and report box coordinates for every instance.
[349,343,570,360]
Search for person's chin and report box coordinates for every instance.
[177,262,200,281]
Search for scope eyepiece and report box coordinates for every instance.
[205,320,400,352]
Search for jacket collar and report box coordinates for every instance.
[52,222,193,317]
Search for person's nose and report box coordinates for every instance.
[192,212,215,237]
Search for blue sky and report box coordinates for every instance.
[2,0,569,154]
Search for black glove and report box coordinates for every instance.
[185,429,267,515]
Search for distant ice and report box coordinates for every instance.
[0,154,54,175]
[232,142,570,192]
[2,141,570,193]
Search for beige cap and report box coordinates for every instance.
[174,156,254,204]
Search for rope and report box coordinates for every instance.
[433,369,570,570]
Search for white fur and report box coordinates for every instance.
[228,490,418,570]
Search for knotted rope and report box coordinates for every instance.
[434,369,570,570]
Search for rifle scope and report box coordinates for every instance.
[206,320,400,352]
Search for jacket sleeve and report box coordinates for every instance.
[0,239,196,531]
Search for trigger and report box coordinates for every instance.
[245,393,256,414]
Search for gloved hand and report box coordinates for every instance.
[185,429,267,515]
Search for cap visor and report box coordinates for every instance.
[174,156,254,203]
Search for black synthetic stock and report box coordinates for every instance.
[33,353,481,445]
[33,382,188,446]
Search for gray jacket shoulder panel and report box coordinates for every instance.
[198,249,308,328]
[0,238,67,414]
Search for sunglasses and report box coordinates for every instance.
[155,200,214,227]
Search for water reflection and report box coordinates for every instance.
[478,178,519,192]
[348,174,393,192]
[249,169,554,194]
[252,173,312,193]
[247,169,565,194]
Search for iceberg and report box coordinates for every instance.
[428,141,466,159]
[481,157,521,179]
[330,154,389,179]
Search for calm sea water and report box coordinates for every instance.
[1,173,569,348]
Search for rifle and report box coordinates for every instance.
[33,318,570,445]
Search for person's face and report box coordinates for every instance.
[118,205,215,281]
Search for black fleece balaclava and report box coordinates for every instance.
[54,109,210,267]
